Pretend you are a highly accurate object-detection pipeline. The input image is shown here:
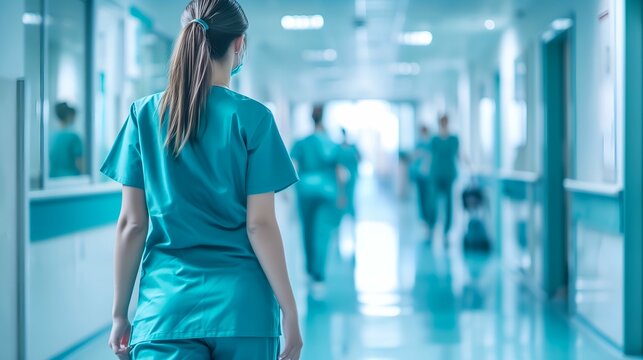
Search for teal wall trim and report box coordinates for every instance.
[570,193,622,235]
[129,6,154,29]
[30,192,121,242]
[623,0,643,355]
[493,72,502,256]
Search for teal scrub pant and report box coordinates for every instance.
[131,337,279,360]
[416,178,431,224]
[427,177,454,235]
[344,177,357,217]
[298,195,337,282]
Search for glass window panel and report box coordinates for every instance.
[574,4,619,184]
[95,1,126,181]
[46,0,89,182]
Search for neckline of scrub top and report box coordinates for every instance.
[211,85,241,95]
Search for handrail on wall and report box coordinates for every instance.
[563,178,623,197]
[497,170,540,184]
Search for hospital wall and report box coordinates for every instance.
[27,193,121,359]
[0,1,25,359]
[465,0,635,351]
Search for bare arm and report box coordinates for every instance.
[109,186,148,358]
[247,193,302,360]
[113,186,148,318]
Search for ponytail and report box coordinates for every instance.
[159,0,248,157]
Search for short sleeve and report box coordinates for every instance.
[100,103,145,189]
[290,141,302,162]
[246,113,299,195]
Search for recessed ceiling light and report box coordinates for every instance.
[551,18,573,31]
[302,49,337,62]
[398,31,433,46]
[391,62,421,75]
[281,15,324,30]
[22,12,42,25]
[484,19,496,30]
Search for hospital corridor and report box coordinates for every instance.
[1,0,643,359]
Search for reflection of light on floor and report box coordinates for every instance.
[338,218,356,260]
[355,221,400,317]
[359,304,401,317]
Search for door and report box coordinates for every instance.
[542,29,573,299]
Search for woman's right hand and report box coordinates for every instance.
[108,317,131,360]
[280,311,303,360]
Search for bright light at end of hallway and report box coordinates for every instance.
[281,15,324,30]
[484,19,496,30]
[398,31,433,46]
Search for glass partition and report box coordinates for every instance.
[46,0,90,184]
[26,0,172,191]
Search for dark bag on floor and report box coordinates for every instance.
[463,218,491,252]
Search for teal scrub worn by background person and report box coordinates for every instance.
[411,139,432,225]
[50,130,82,177]
[100,86,298,354]
[291,132,340,282]
[427,135,459,234]
[337,144,360,217]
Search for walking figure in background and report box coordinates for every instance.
[291,105,345,296]
[428,114,460,245]
[337,128,361,218]
[411,125,432,230]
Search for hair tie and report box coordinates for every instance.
[190,18,209,31]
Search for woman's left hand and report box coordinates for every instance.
[108,317,131,359]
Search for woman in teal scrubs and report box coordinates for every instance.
[427,115,460,243]
[102,1,302,359]
[337,128,361,218]
[49,102,83,177]
[291,105,344,289]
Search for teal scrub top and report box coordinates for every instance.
[50,130,82,177]
[411,139,432,180]
[291,132,339,199]
[337,143,360,178]
[100,86,298,345]
[429,135,459,181]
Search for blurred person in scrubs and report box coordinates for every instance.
[49,102,83,177]
[427,114,460,244]
[410,125,432,229]
[101,1,302,359]
[291,105,345,294]
[337,128,361,218]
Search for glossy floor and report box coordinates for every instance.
[65,178,630,360]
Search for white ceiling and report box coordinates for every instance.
[133,0,523,102]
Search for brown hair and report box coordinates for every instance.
[159,0,248,156]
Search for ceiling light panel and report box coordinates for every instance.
[398,31,433,46]
[281,15,324,30]
[302,49,338,62]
